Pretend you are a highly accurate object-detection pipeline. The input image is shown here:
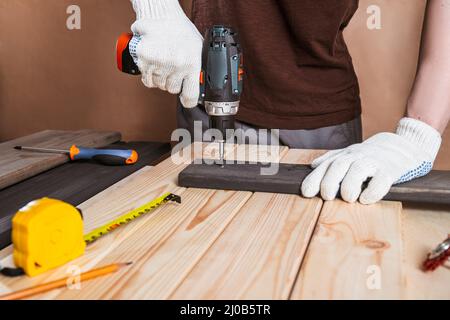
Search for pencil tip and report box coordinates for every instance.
[125,262,133,266]
[14,146,22,150]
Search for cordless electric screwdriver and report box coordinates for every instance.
[116,25,244,162]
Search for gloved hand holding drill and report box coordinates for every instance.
[130,0,203,108]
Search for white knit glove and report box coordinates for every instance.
[130,0,203,108]
[301,118,442,204]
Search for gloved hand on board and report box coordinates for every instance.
[130,0,203,108]
[301,117,442,204]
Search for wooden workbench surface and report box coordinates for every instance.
[0,143,449,299]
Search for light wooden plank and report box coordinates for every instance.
[0,130,121,190]
[290,200,404,299]
[0,164,184,296]
[48,188,250,300]
[0,246,12,261]
[232,144,289,163]
[79,141,237,233]
[172,148,322,299]
[280,149,327,165]
[0,142,241,298]
[0,142,170,250]
[110,189,251,300]
[172,193,322,299]
[402,204,450,299]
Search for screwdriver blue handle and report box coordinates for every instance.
[69,145,138,166]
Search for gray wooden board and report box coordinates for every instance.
[0,130,122,190]
[178,162,450,205]
[0,141,171,250]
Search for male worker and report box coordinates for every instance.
[129,0,450,204]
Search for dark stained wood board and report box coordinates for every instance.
[178,162,450,205]
[0,141,171,250]
[0,130,122,190]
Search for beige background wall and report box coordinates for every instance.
[0,0,448,169]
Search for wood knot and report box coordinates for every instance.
[361,239,390,250]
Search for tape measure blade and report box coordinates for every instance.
[83,192,180,244]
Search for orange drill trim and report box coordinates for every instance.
[116,33,133,72]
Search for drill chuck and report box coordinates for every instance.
[205,101,239,116]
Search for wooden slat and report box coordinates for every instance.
[39,188,250,300]
[49,144,293,299]
[0,246,12,261]
[80,142,236,233]
[280,149,326,164]
[0,142,170,250]
[99,144,288,299]
[0,163,183,296]
[110,190,251,300]
[1,146,448,300]
[402,204,450,299]
[172,193,322,299]
[290,199,404,299]
[172,148,322,299]
[0,142,242,298]
[232,144,289,163]
[0,130,121,190]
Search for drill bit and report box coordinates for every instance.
[218,140,225,164]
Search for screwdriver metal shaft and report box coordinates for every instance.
[219,141,225,163]
[14,146,68,154]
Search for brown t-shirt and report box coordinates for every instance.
[191,0,361,130]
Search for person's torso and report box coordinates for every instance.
[191,0,361,129]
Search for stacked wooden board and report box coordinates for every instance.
[0,130,122,190]
[0,143,448,299]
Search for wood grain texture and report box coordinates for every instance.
[232,144,289,163]
[172,148,323,299]
[290,200,404,300]
[0,163,184,297]
[79,142,235,235]
[402,203,450,299]
[0,142,170,250]
[111,190,251,300]
[0,130,121,190]
[40,148,251,299]
[280,149,326,164]
[172,193,322,299]
[0,142,243,298]
[37,189,250,300]
[0,146,449,300]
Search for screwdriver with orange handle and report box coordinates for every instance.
[14,145,138,166]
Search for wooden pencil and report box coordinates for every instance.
[0,262,132,300]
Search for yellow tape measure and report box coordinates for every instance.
[10,192,181,277]
[83,192,181,244]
